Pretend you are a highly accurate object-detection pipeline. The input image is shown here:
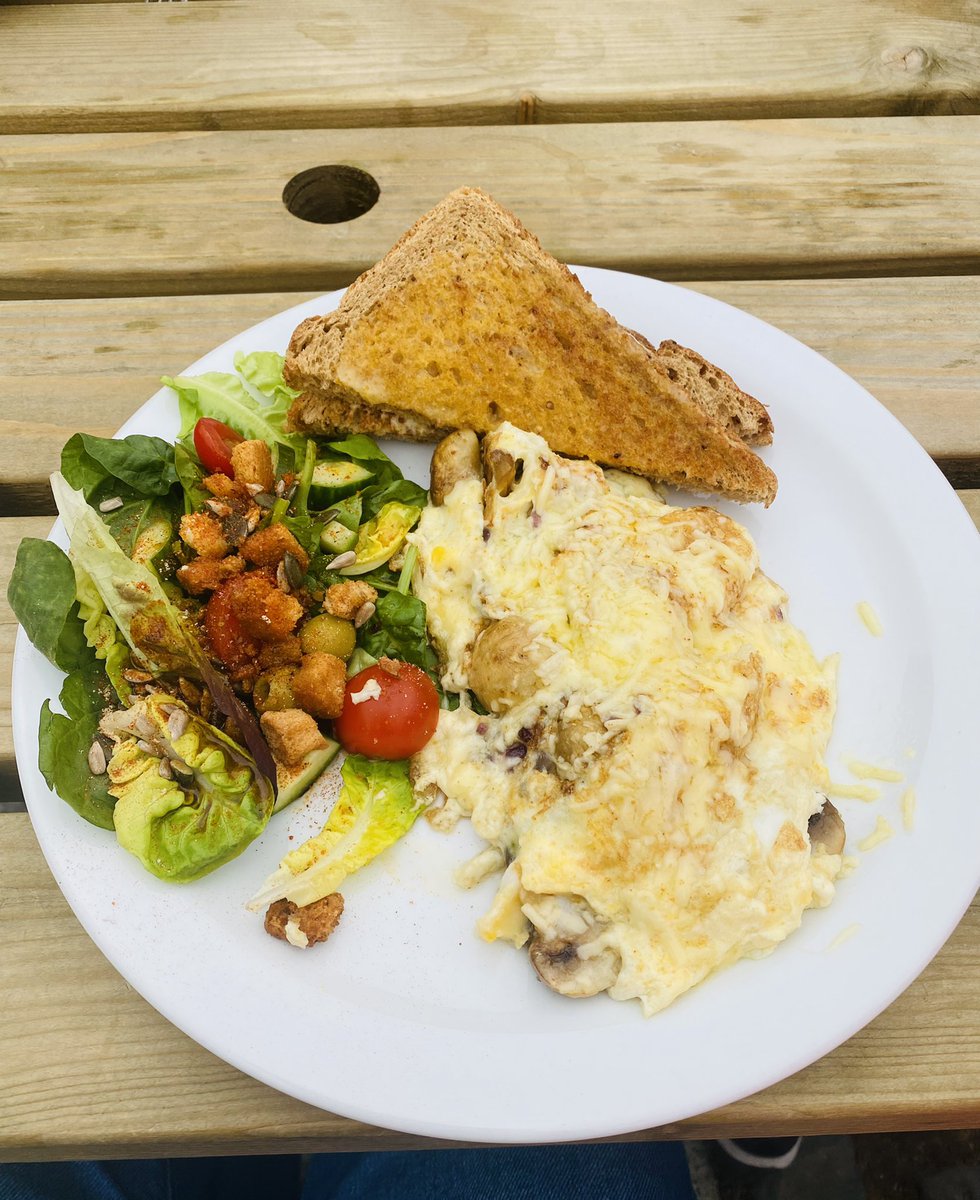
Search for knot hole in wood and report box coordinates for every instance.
[282,165,380,225]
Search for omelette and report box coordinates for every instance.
[409,423,843,1016]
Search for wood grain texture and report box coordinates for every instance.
[1,0,978,133]
[3,119,980,299]
[0,810,976,1159]
[2,278,979,509]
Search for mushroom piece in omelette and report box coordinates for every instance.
[409,423,844,1016]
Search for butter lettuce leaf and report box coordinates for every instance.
[247,756,420,910]
[108,695,273,881]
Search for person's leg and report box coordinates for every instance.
[304,1142,696,1200]
[0,1155,302,1200]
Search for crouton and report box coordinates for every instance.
[203,473,248,502]
[242,524,310,572]
[231,440,275,492]
[260,708,329,766]
[292,651,347,719]
[324,580,378,620]
[264,894,344,948]
[176,554,245,596]
[257,635,303,669]
[179,512,229,559]
[232,570,304,642]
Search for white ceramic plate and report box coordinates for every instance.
[13,268,980,1143]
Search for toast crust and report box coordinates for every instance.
[286,188,777,506]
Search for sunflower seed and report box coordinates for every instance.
[87,740,107,775]
[167,708,189,741]
[158,758,173,780]
[275,478,286,497]
[326,550,357,571]
[136,739,158,756]
[276,561,290,592]
[98,497,124,513]
[253,492,276,509]
[283,552,304,591]
[206,499,232,518]
[354,601,376,629]
[245,482,265,496]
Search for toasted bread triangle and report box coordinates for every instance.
[285,187,777,505]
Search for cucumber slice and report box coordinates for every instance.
[273,738,340,814]
[319,520,358,555]
[309,460,374,508]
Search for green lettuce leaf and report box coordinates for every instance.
[247,755,420,909]
[163,364,305,467]
[108,695,274,882]
[38,661,117,831]
[6,539,92,672]
[359,591,439,679]
[233,350,301,407]
[61,433,178,499]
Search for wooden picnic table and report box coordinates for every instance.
[1,0,979,1163]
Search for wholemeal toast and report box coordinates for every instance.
[627,333,773,447]
[285,187,777,505]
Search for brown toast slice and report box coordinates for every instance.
[649,338,773,446]
[291,390,446,443]
[285,188,777,505]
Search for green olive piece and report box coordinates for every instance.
[253,666,298,713]
[299,613,357,661]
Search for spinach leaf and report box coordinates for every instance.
[359,591,439,679]
[359,477,429,521]
[38,660,117,831]
[326,434,396,463]
[61,433,178,499]
[7,539,91,672]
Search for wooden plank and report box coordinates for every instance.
[1,0,978,133]
[0,809,977,1159]
[2,278,979,513]
[2,119,979,301]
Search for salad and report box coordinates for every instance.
[8,351,442,947]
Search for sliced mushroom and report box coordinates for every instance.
[430,429,481,505]
[525,893,621,999]
[485,448,521,497]
[809,797,845,855]
[529,937,621,999]
[469,616,543,712]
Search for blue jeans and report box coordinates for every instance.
[0,1145,695,1200]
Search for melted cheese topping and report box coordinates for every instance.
[410,424,840,1016]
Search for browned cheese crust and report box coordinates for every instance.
[284,187,777,506]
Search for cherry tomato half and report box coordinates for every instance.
[194,417,243,477]
[335,661,439,760]
[204,575,259,669]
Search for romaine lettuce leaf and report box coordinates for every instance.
[108,695,273,881]
[247,755,420,909]
[50,472,278,791]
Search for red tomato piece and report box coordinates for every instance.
[204,575,260,669]
[335,661,439,760]
[194,417,243,477]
